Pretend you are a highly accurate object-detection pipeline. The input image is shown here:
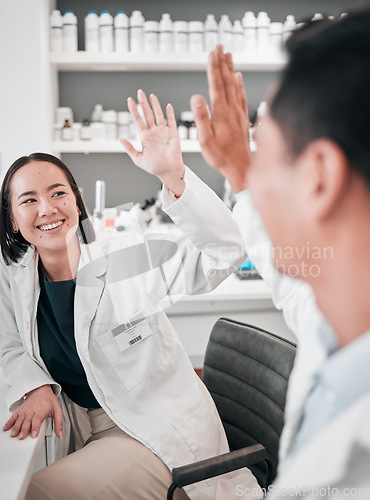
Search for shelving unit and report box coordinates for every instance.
[52,139,202,154]
[50,52,285,156]
[50,51,287,72]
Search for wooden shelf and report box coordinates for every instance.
[50,51,287,72]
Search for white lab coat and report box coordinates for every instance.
[0,168,260,500]
[233,192,370,498]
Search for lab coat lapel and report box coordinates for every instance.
[13,247,39,356]
[75,240,107,338]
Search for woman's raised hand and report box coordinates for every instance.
[121,90,185,198]
[3,384,63,440]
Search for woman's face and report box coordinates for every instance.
[10,161,80,256]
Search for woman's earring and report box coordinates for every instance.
[12,225,19,234]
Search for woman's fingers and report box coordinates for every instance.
[127,97,147,132]
[3,411,18,432]
[10,411,26,437]
[120,138,142,167]
[165,103,177,130]
[149,94,166,126]
[137,89,156,128]
[52,401,64,440]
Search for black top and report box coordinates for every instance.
[37,264,100,409]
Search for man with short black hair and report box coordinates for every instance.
[191,8,370,498]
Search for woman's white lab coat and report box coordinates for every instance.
[233,192,370,498]
[0,168,260,500]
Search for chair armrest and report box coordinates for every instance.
[172,443,266,489]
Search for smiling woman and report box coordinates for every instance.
[0,152,94,273]
[0,92,258,500]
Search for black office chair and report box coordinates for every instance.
[167,318,297,499]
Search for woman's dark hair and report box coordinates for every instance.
[0,152,95,265]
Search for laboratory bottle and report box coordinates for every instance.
[130,10,144,52]
[62,119,73,140]
[177,119,188,140]
[312,13,324,22]
[204,14,218,53]
[233,20,244,52]
[50,10,63,52]
[102,110,118,140]
[114,12,129,52]
[283,15,296,44]
[63,10,78,52]
[91,104,103,123]
[118,111,131,139]
[219,15,233,53]
[100,11,114,52]
[257,11,271,54]
[188,21,204,53]
[159,13,173,53]
[270,22,283,55]
[174,21,188,53]
[85,11,99,52]
[144,21,159,53]
[242,11,257,54]
[81,119,92,140]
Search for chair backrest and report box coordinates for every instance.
[202,318,296,488]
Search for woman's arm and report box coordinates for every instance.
[0,260,63,439]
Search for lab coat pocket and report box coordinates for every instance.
[96,309,160,391]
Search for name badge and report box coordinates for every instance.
[112,318,153,352]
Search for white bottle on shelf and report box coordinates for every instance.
[242,11,257,54]
[188,21,204,53]
[283,15,296,43]
[100,11,114,52]
[312,13,324,22]
[50,10,63,52]
[144,21,159,53]
[130,10,144,52]
[174,21,188,53]
[114,12,129,52]
[118,111,131,139]
[102,110,117,140]
[85,11,99,52]
[204,14,218,53]
[63,10,78,52]
[219,15,233,53]
[257,11,271,54]
[233,20,244,52]
[270,22,283,55]
[159,13,173,53]
[91,104,103,123]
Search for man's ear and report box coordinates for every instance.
[300,139,349,221]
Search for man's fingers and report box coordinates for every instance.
[149,94,166,126]
[235,72,250,124]
[127,97,146,132]
[190,94,214,146]
[120,139,142,167]
[137,89,156,128]
[207,49,227,109]
[219,51,238,105]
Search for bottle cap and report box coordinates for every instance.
[181,111,194,122]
